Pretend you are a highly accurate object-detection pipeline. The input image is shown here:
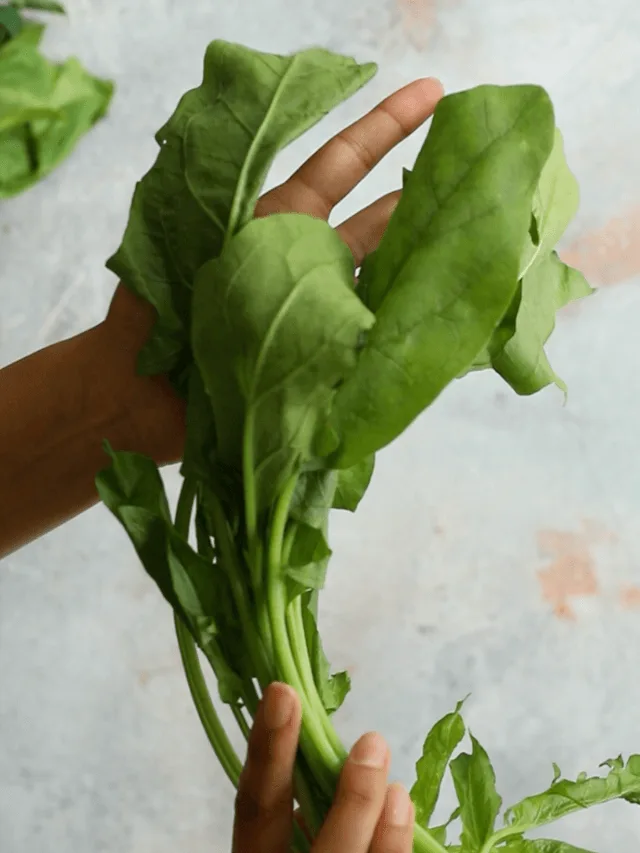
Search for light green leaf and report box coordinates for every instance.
[519,129,579,279]
[328,85,555,467]
[450,734,502,849]
[333,454,375,511]
[492,252,593,395]
[502,755,640,837]
[501,841,597,853]
[430,806,461,846]
[192,213,374,512]
[299,591,350,714]
[410,699,466,827]
[0,29,112,198]
[107,40,376,385]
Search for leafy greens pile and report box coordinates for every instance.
[96,40,639,853]
[0,1,113,199]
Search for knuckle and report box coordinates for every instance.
[338,129,377,172]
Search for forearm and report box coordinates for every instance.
[0,316,184,557]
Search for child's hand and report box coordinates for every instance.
[233,683,414,853]
[103,77,443,466]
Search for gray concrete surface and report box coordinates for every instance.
[2,1,640,851]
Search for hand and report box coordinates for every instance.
[233,683,414,853]
[103,77,444,466]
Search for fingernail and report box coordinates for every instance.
[349,732,388,769]
[263,683,295,730]
[385,783,412,827]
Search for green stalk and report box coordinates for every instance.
[266,476,341,792]
[174,615,243,785]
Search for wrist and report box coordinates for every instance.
[88,313,186,466]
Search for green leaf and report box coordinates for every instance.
[519,129,580,279]
[502,755,640,838]
[328,85,556,467]
[300,591,350,714]
[430,806,461,846]
[450,734,502,849]
[288,522,332,568]
[107,40,376,385]
[0,6,23,45]
[490,252,593,395]
[0,29,113,198]
[410,699,466,827]
[95,444,244,702]
[333,453,375,511]
[9,0,65,12]
[501,841,598,853]
[192,213,374,512]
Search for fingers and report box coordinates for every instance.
[370,782,415,853]
[335,189,401,267]
[232,683,301,853]
[257,77,443,220]
[312,732,390,853]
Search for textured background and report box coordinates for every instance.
[2,1,640,851]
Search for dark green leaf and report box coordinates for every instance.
[107,40,376,384]
[410,699,466,827]
[333,454,375,511]
[288,522,332,568]
[9,0,65,12]
[450,734,502,849]
[95,444,244,702]
[328,85,555,467]
[0,6,23,44]
[503,755,640,835]
[192,213,374,511]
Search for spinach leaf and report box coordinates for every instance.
[0,23,113,198]
[500,842,597,853]
[333,454,375,511]
[107,40,376,385]
[191,213,374,512]
[9,0,65,11]
[502,755,640,836]
[450,734,502,849]
[491,252,592,395]
[0,6,23,45]
[467,129,592,392]
[410,699,466,827]
[299,590,350,714]
[328,85,555,467]
[96,444,244,703]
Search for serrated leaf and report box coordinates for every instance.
[501,840,597,853]
[503,755,640,835]
[299,591,350,714]
[450,734,502,849]
[410,699,466,827]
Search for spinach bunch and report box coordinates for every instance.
[0,1,113,199]
[97,40,635,853]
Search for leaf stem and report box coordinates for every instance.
[174,614,242,786]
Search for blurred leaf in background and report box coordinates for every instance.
[0,0,114,199]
